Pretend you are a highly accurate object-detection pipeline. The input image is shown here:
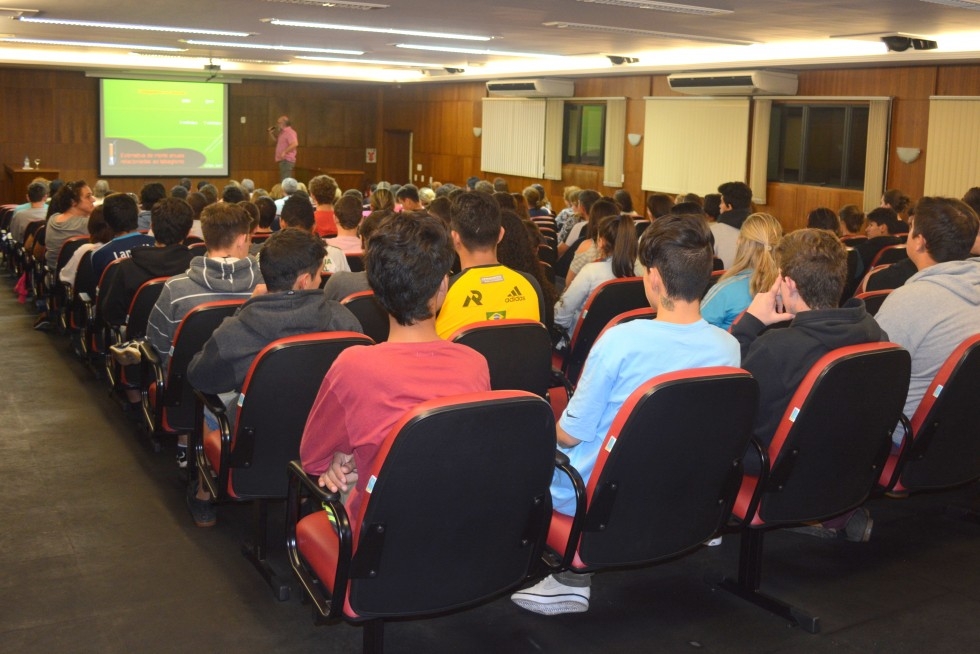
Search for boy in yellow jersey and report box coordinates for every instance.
[435,191,544,339]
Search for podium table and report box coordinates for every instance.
[3,165,60,203]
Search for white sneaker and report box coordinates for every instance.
[511,575,590,615]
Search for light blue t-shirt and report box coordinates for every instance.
[553,318,740,515]
[702,269,753,331]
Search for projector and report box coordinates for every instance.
[204,63,221,72]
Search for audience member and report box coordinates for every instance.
[703,193,722,221]
[309,174,340,237]
[10,180,48,243]
[221,184,247,204]
[396,184,422,212]
[839,204,865,236]
[322,209,390,302]
[90,193,156,282]
[325,195,363,253]
[855,206,902,279]
[279,194,350,274]
[882,188,912,232]
[59,207,113,288]
[711,181,753,269]
[555,186,582,243]
[496,210,557,327]
[806,207,841,235]
[138,183,167,230]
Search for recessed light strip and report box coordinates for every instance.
[919,0,980,8]
[184,39,363,55]
[395,44,564,59]
[262,0,389,9]
[1,37,185,51]
[543,21,756,45]
[17,16,251,37]
[296,55,447,68]
[267,19,491,41]
[575,0,732,15]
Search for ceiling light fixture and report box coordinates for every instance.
[919,0,980,8]
[262,0,389,9]
[17,16,252,37]
[543,21,756,45]
[395,44,563,59]
[266,18,491,41]
[574,0,732,15]
[296,55,447,68]
[0,37,186,51]
[184,39,363,55]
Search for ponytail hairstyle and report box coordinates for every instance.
[721,212,782,294]
[598,213,639,278]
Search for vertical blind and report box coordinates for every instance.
[863,99,891,213]
[603,98,627,188]
[923,97,980,197]
[748,99,771,205]
[641,97,750,195]
[481,98,547,178]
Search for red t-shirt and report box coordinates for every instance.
[300,340,490,515]
[314,209,337,237]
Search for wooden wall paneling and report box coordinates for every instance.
[888,98,931,203]
[935,64,980,94]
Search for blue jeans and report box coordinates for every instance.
[278,159,295,181]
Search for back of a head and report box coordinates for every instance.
[309,175,339,205]
[370,187,395,212]
[280,193,315,231]
[222,184,247,204]
[171,185,189,200]
[598,213,639,278]
[703,193,722,219]
[50,179,87,216]
[201,203,252,251]
[334,195,363,230]
[102,192,140,234]
[522,186,542,209]
[961,187,980,217]
[646,193,675,219]
[912,197,979,263]
[186,192,208,219]
[882,188,912,214]
[450,190,502,251]
[776,228,846,310]
[638,214,714,302]
[254,196,277,228]
[588,198,622,240]
[806,207,840,235]
[497,210,539,275]
[238,201,260,230]
[87,206,113,243]
[466,176,480,190]
[366,212,453,326]
[396,184,420,205]
[258,227,325,292]
[196,180,209,191]
[839,204,865,234]
[729,213,783,294]
[493,191,517,212]
[563,185,582,204]
[359,209,394,247]
[281,177,299,196]
[867,206,900,234]
[93,179,111,199]
[613,189,634,213]
[199,184,218,205]
[578,189,601,216]
[474,180,495,195]
[27,181,47,203]
[718,181,753,211]
[343,188,364,205]
[180,177,192,191]
[677,193,703,207]
[419,187,435,207]
[240,178,255,193]
[493,177,509,193]
[140,182,167,211]
[151,197,194,245]
[426,196,452,226]
[670,201,705,217]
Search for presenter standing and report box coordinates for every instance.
[269,115,298,181]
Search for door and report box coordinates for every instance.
[382,130,412,184]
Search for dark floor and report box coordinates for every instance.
[1,278,979,654]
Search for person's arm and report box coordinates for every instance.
[554,264,595,331]
[186,321,238,394]
[283,130,298,156]
[731,278,792,358]
[145,283,175,367]
[299,371,356,490]
[557,337,617,450]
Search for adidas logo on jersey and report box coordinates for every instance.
[505,285,526,302]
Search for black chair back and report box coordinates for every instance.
[125,278,168,340]
[853,289,891,316]
[342,291,389,343]
[451,319,552,397]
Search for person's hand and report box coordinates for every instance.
[745,276,794,326]
[318,451,357,493]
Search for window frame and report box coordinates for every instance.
[562,101,607,167]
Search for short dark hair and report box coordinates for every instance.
[396,184,420,203]
[280,193,315,231]
[703,193,722,219]
[839,204,865,233]
[613,189,634,213]
[254,196,277,229]
[139,182,167,211]
[309,175,339,205]
[718,181,753,211]
[867,207,901,234]
[366,212,453,326]
[150,197,194,245]
[646,193,675,219]
[962,187,980,217]
[427,196,452,225]
[912,197,980,263]
[102,193,140,234]
[806,207,840,234]
[882,189,912,213]
[170,185,189,200]
[201,203,252,250]
[258,228,326,292]
[222,184,247,204]
[670,201,705,216]
[776,228,847,310]
[334,195,363,230]
[450,191,501,250]
[179,177,192,190]
[27,181,47,203]
[578,189,601,216]
[638,214,714,302]
[186,192,208,219]
[199,184,218,205]
[238,201,259,230]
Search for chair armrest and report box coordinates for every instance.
[550,368,575,400]
[287,460,342,504]
[877,413,913,492]
[139,341,165,433]
[738,437,771,526]
[192,388,233,499]
[552,449,587,570]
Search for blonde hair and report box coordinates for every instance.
[721,212,782,294]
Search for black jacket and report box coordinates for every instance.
[100,244,197,328]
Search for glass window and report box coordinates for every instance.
[767,104,869,190]
[563,103,606,166]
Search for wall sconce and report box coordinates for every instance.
[627,133,642,147]
[473,127,482,138]
[896,147,921,164]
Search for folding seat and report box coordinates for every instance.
[840,234,868,245]
[554,277,648,387]
[869,243,908,268]
[341,290,389,343]
[879,334,980,494]
[852,289,892,316]
[49,235,89,330]
[702,268,725,298]
[286,391,556,653]
[195,331,373,599]
[139,299,245,449]
[450,319,553,397]
[855,263,892,295]
[717,342,910,633]
[594,307,656,343]
[102,277,168,393]
[345,251,365,272]
[546,368,757,574]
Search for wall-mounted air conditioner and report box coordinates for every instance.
[666,70,798,96]
[485,78,575,98]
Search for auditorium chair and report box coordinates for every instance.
[345,251,364,272]
[450,319,552,397]
[879,333,980,495]
[854,263,891,296]
[869,243,908,268]
[545,368,757,576]
[554,276,648,388]
[716,342,911,633]
[852,289,892,316]
[286,391,556,653]
[50,235,89,331]
[341,290,389,343]
[194,331,373,599]
[102,276,167,395]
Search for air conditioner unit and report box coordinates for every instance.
[666,70,798,96]
[485,78,575,98]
